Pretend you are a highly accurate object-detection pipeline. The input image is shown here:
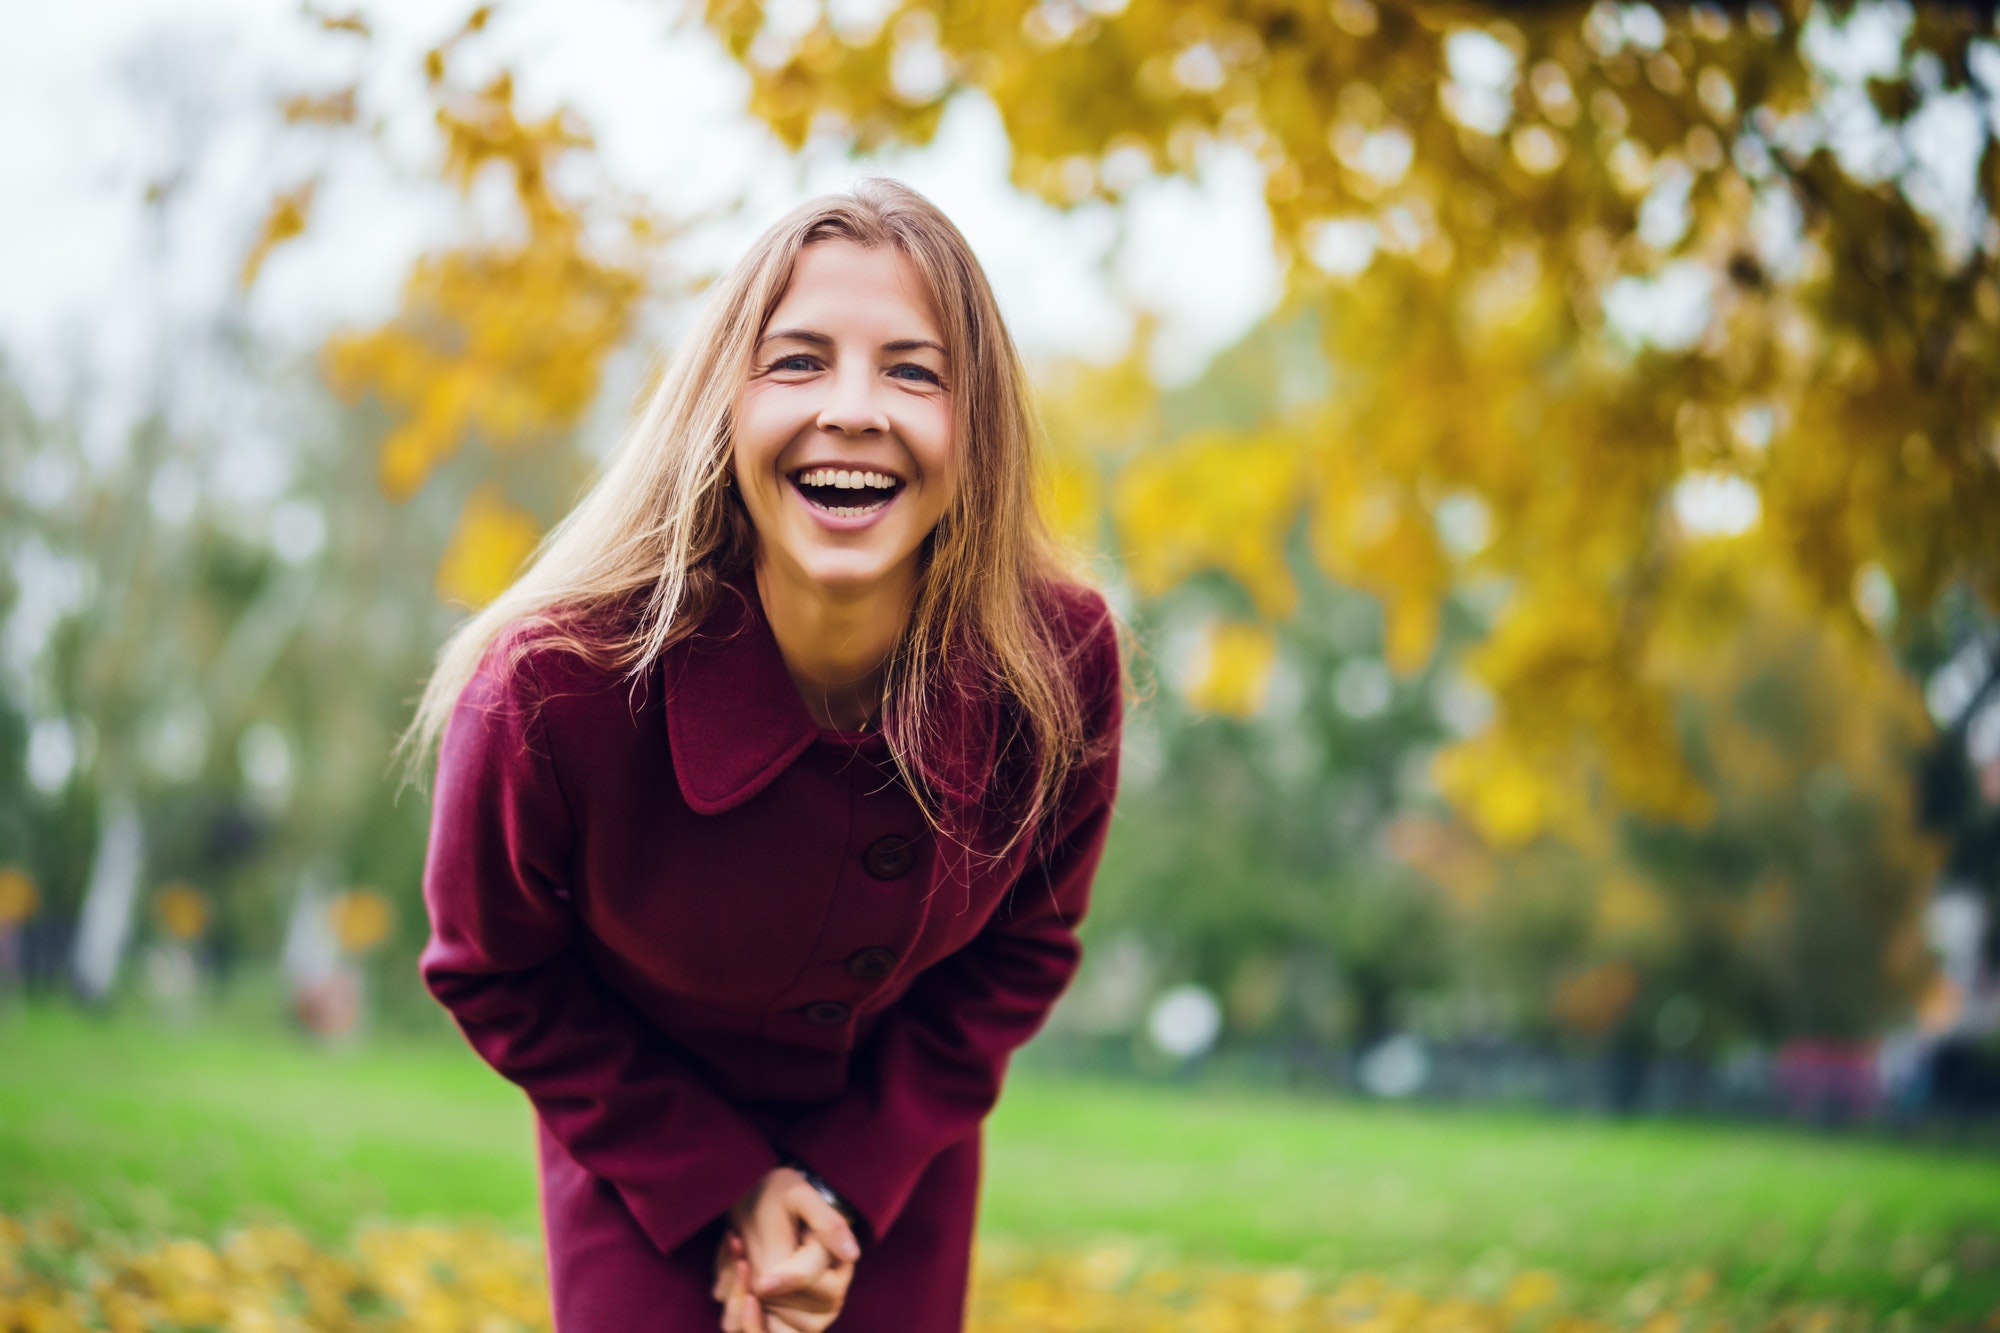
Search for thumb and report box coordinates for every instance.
[794,1190,861,1264]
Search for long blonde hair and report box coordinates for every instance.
[405,178,1103,840]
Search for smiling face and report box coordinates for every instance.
[732,240,958,602]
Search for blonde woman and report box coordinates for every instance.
[413,179,1123,1331]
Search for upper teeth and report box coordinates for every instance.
[798,468,898,490]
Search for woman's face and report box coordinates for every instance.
[733,239,957,598]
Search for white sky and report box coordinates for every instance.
[0,0,1281,451]
[7,1,1985,463]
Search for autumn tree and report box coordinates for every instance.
[704,0,1999,854]
[255,7,661,609]
[262,2,2000,1047]
[296,1,1999,848]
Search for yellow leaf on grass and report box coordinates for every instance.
[1503,1270,1560,1312]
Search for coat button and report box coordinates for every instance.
[803,1001,850,1026]
[846,947,897,981]
[863,835,917,879]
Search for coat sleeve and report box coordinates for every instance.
[775,609,1122,1243]
[419,648,779,1258]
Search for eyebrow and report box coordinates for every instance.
[759,328,948,357]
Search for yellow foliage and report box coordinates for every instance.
[970,1248,1710,1333]
[305,6,370,38]
[1595,872,1668,943]
[1187,621,1277,719]
[152,883,210,942]
[1036,336,1170,461]
[691,0,2000,856]
[1432,736,1574,849]
[0,1212,1873,1333]
[324,206,643,502]
[239,183,313,291]
[1033,332,1176,556]
[1112,429,1303,618]
[435,486,540,608]
[0,868,38,926]
[1308,468,1449,675]
[313,37,647,539]
[1039,451,1103,554]
[1503,1270,1560,1313]
[328,889,393,954]
[0,1216,551,1333]
[281,89,357,125]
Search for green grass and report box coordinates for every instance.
[984,1079,2000,1317]
[3,1003,1996,1323]
[0,1004,537,1239]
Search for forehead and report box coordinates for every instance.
[765,240,944,343]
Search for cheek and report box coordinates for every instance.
[734,388,802,462]
[913,406,958,490]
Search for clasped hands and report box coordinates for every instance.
[712,1167,861,1332]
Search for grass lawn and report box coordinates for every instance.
[3,1003,1996,1324]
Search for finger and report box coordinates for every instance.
[714,1234,739,1303]
[755,1238,831,1297]
[740,1257,769,1333]
[726,1255,752,1329]
[759,1267,846,1320]
[791,1189,861,1264]
[759,1285,839,1319]
[764,1312,818,1333]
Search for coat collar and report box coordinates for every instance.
[661,570,1001,819]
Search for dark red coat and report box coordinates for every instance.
[419,575,1121,1332]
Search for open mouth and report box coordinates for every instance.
[789,466,904,518]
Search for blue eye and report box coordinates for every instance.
[892,364,942,384]
[774,355,817,372]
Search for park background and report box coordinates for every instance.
[3,0,2000,1328]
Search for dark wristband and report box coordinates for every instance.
[783,1157,858,1229]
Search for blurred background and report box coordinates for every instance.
[4,0,2000,1329]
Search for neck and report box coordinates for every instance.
[754,554,916,732]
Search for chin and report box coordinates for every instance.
[783,545,919,595]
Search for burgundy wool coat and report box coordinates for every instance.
[418,575,1121,1332]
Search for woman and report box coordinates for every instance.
[412,178,1123,1332]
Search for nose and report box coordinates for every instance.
[815,360,890,437]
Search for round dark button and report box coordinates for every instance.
[846,947,898,981]
[863,835,917,879]
[803,1001,851,1026]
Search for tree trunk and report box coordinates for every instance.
[71,792,144,1002]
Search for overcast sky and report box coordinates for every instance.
[2,0,1282,448]
[7,1,1985,459]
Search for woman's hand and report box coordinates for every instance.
[717,1167,859,1332]
[712,1231,848,1333]
[712,1230,761,1331]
